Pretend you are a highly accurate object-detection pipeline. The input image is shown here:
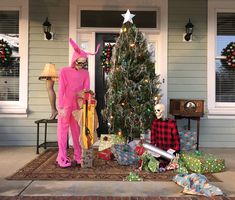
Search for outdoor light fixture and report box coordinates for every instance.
[42,17,53,40]
[184,19,194,42]
[39,63,58,119]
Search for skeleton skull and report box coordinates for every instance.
[154,103,165,119]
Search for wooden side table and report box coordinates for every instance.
[35,119,58,154]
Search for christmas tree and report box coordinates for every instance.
[102,10,161,139]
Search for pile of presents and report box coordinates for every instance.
[96,132,225,175]
[94,129,225,197]
[77,96,225,197]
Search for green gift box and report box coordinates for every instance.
[98,134,126,151]
[180,151,225,173]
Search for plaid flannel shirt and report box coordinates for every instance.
[151,118,180,152]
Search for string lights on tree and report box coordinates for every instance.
[102,10,161,139]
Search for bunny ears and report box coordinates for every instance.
[69,38,100,68]
[69,38,100,58]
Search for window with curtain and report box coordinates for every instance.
[216,12,235,102]
[0,11,19,101]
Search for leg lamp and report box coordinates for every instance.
[39,63,58,120]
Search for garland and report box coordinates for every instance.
[221,42,235,67]
[0,39,12,67]
[100,43,114,73]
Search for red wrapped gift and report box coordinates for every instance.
[97,148,115,161]
[135,145,145,156]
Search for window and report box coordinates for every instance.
[0,11,19,101]
[80,10,157,28]
[208,0,235,117]
[0,0,28,116]
[216,13,235,102]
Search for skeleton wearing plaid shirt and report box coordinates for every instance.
[151,118,180,153]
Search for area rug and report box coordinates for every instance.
[7,148,219,182]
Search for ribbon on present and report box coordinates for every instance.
[135,145,145,156]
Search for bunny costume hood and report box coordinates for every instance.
[69,38,100,68]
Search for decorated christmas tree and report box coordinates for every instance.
[102,10,161,139]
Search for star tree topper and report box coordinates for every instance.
[122,9,135,24]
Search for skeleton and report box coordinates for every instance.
[154,103,165,120]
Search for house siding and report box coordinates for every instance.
[0,0,235,147]
[168,0,235,147]
[0,0,69,145]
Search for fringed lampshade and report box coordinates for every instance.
[39,63,58,81]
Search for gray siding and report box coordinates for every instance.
[0,0,69,146]
[168,0,235,147]
[1,0,235,148]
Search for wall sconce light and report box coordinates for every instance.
[183,19,194,42]
[42,17,53,40]
[39,63,58,119]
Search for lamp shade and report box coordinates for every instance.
[39,63,58,81]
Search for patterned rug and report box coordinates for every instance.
[7,148,219,181]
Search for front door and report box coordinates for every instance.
[95,33,118,137]
[77,31,166,137]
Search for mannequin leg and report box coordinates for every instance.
[46,79,58,119]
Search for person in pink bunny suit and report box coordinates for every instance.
[56,38,100,168]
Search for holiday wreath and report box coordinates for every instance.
[0,39,12,68]
[100,43,114,73]
[221,41,235,67]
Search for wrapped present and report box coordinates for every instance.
[173,173,223,197]
[179,130,197,151]
[140,152,159,172]
[180,151,225,173]
[124,172,143,181]
[135,145,145,156]
[166,154,179,171]
[111,144,139,166]
[97,148,115,161]
[81,149,93,168]
[98,134,125,151]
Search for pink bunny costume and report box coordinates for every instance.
[56,38,100,168]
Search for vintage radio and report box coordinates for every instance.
[170,99,204,117]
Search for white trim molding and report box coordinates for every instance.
[207,0,235,118]
[0,0,29,116]
[69,0,168,106]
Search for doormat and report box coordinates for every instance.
[6,148,220,182]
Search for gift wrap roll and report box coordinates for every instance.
[143,142,175,160]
